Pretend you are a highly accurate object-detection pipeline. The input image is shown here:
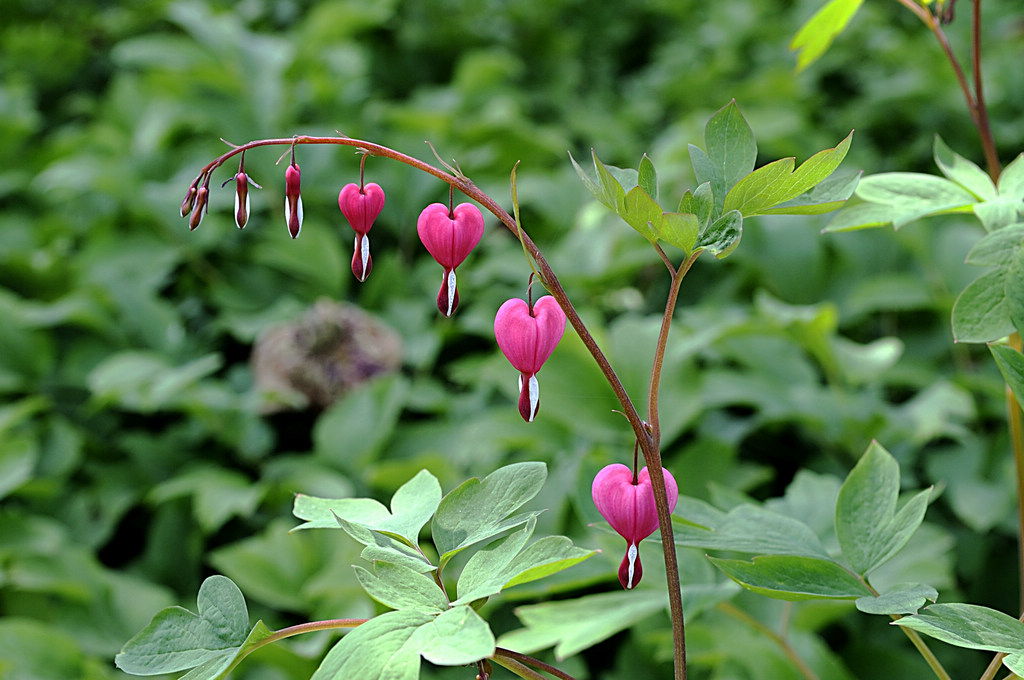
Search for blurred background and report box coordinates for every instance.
[1,0,1023,678]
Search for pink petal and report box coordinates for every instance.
[591,464,679,544]
[417,202,483,269]
[494,296,566,374]
[339,183,385,236]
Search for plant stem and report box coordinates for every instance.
[193,135,687,679]
[896,625,954,680]
[494,648,578,680]
[491,655,548,680]
[647,250,701,450]
[1009,333,1024,614]
[718,602,820,680]
[261,618,366,646]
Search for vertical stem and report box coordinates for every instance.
[1009,333,1024,613]
[970,0,1001,180]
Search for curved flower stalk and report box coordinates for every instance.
[592,463,679,589]
[493,294,566,422]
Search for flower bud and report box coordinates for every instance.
[189,179,210,231]
[284,161,303,239]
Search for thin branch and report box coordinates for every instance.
[491,655,548,680]
[718,602,821,680]
[495,648,577,680]
[1009,333,1024,615]
[970,0,1001,180]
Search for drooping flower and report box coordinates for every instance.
[493,295,566,422]
[339,182,385,282]
[592,464,679,589]
[224,153,261,229]
[188,176,211,231]
[284,160,303,239]
[416,202,484,316]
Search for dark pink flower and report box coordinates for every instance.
[591,464,679,589]
[339,182,385,282]
[284,161,303,239]
[417,202,484,316]
[224,154,261,229]
[493,295,566,422]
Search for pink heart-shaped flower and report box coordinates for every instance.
[592,464,679,589]
[339,183,385,282]
[417,202,484,270]
[494,295,566,422]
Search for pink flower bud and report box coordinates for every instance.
[592,464,678,589]
[494,295,566,422]
[417,202,484,316]
[339,182,385,282]
[180,176,201,218]
[284,162,303,239]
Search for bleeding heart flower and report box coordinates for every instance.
[417,202,484,316]
[284,160,303,239]
[339,182,385,282]
[494,295,566,422]
[223,153,261,229]
[592,464,679,589]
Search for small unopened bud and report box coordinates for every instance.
[284,161,303,239]
[189,179,210,231]
[223,157,261,229]
[180,175,202,218]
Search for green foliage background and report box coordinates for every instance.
[1,0,1023,678]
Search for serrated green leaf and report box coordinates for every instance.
[454,518,595,605]
[432,462,547,568]
[678,181,713,230]
[951,269,1014,343]
[115,576,254,675]
[893,603,1024,653]
[855,583,938,615]
[709,555,871,600]
[998,152,1024,202]
[695,209,742,258]
[354,562,448,613]
[723,132,853,216]
[965,224,1024,265]
[673,504,830,559]
[790,0,865,72]
[621,185,662,241]
[934,135,996,200]
[637,154,658,200]
[761,170,861,215]
[836,441,930,575]
[657,212,699,253]
[500,590,666,659]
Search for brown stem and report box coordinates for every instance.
[970,0,1001,180]
[192,135,687,679]
[491,655,548,680]
[647,250,701,450]
[494,648,577,680]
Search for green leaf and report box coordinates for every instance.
[974,198,1021,231]
[723,131,853,216]
[673,504,831,559]
[998,152,1024,202]
[965,224,1024,265]
[677,181,713,230]
[621,185,662,241]
[569,151,607,208]
[851,172,977,228]
[88,351,222,412]
[824,201,903,232]
[760,170,861,215]
[1007,248,1024,334]
[311,607,494,680]
[637,154,658,200]
[951,269,1015,343]
[1004,653,1024,676]
[694,100,757,214]
[292,469,442,546]
[790,0,865,72]
[353,562,448,613]
[893,603,1024,653]
[657,212,700,253]
[855,583,938,615]
[835,441,930,575]
[499,590,666,659]
[694,209,743,258]
[432,462,546,568]
[933,135,996,200]
[453,518,596,605]
[336,517,436,573]
[991,345,1024,411]
[709,555,872,600]
[115,575,271,678]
